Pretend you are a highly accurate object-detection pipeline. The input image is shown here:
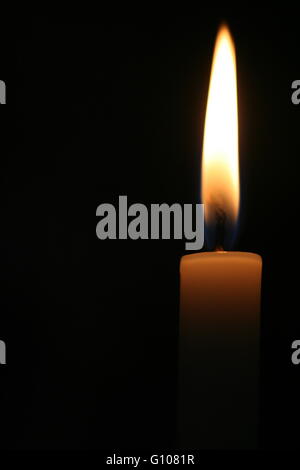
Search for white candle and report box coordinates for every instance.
[178,251,262,448]
[178,24,262,449]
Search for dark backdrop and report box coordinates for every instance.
[0,12,299,451]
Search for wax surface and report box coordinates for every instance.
[178,251,262,449]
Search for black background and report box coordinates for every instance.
[0,12,299,451]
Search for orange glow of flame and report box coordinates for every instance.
[201,24,240,228]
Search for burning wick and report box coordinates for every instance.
[214,207,226,252]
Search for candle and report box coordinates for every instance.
[178,25,262,449]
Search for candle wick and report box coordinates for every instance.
[214,207,226,251]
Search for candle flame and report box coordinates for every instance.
[201,25,239,245]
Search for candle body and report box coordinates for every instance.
[178,252,262,449]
